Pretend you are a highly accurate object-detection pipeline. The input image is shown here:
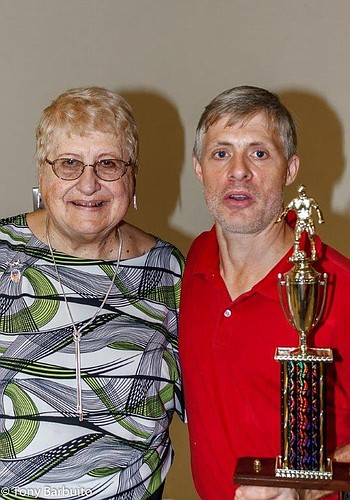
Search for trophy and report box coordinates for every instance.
[234,186,350,497]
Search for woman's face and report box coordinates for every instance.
[39,130,135,245]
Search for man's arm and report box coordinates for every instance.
[333,442,350,462]
[235,484,337,500]
[303,443,350,500]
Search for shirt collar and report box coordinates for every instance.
[192,224,324,302]
[256,234,324,300]
[192,225,220,277]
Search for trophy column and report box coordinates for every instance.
[275,345,333,478]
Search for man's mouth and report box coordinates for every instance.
[228,194,249,201]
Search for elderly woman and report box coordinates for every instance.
[0,87,184,499]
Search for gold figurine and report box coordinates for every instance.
[277,185,324,261]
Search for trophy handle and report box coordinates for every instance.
[277,273,295,328]
[312,272,328,328]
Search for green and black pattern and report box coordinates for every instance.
[0,215,184,499]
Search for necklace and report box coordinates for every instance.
[46,220,123,421]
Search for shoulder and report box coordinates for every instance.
[319,242,350,299]
[188,227,214,253]
[0,213,29,242]
[322,242,350,275]
[122,221,185,274]
[120,222,156,258]
[186,226,216,267]
[0,213,32,250]
[180,227,218,290]
[0,213,27,227]
[150,239,185,277]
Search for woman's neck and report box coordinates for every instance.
[27,209,157,260]
[28,209,122,259]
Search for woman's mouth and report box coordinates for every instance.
[72,201,104,207]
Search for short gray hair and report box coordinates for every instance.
[36,86,139,169]
[193,86,297,161]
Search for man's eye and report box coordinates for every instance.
[213,150,229,159]
[253,150,267,159]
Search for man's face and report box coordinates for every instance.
[193,113,299,235]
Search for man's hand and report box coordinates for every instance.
[234,486,336,500]
[234,486,300,499]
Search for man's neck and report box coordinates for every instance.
[216,221,294,301]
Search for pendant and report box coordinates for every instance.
[7,259,22,283]
[11,268,21,283]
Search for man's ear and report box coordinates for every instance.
[285,155,300,186]
[193,156,203,183]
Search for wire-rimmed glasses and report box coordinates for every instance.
[45,158,132,181]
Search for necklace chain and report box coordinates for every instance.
[46,219,123,421]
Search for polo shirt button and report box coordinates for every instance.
[224,309,231,317]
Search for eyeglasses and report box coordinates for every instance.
[45,158,132,181]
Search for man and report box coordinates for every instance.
[179,86,350,499]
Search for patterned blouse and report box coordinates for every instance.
[0,214,184,499]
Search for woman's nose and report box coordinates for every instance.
[75,165,101,193]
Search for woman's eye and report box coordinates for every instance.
[62,159,80,167]
[100,160,115,167]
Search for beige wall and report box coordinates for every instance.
[1,1,350,498]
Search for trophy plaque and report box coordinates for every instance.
[234,186,350,497]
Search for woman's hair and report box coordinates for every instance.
[193,85,297,161]
[36,86,139,168]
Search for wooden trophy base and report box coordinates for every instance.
[234,457,350,492]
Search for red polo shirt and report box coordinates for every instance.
[179,226,350,499]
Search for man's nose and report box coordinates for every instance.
[227,154,252,180]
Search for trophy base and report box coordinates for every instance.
[234,457,350,492]
[275,346,333,362]
[275,456,333,480]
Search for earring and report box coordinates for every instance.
[32,187,43,210]
[133,193,138,210]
